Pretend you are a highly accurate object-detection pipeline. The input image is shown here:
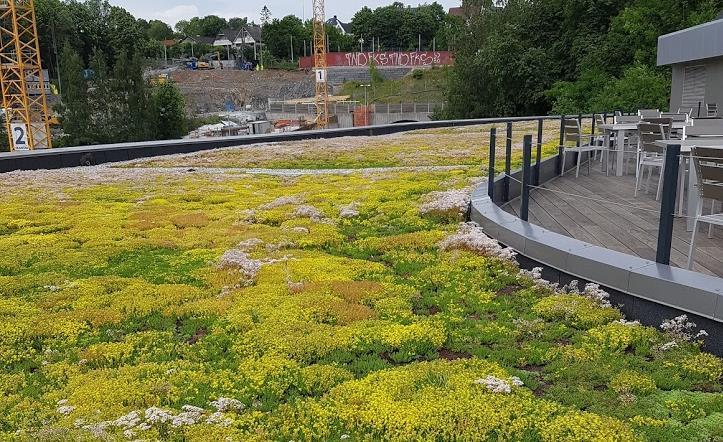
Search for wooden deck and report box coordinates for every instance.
[503,162,723,278]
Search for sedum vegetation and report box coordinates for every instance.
[0,132,721,441]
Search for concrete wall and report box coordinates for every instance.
[669,56,723,114]
[266,111,433,128]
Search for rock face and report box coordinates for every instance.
[170,69,314,114]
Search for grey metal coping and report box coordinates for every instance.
[470,183,723,323]
[0,114,574,173]
[658,18,723,66]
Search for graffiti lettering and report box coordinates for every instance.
[301,51,454,69]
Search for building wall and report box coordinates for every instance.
[670,56,723,114]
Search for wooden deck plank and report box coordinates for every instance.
[501,164,723,278]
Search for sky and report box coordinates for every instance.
[111,0,460,28]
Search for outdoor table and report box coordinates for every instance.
[599,122,690,177]
[656,138,723,231]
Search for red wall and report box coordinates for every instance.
[299,51,454,69]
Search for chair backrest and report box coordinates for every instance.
[661,112,688,122]
[638,123,666,154]
[639,109,661,119]
[615,115,641,124]
[642,118,673,139]
[691,146,723,202]
[687,118,723,137]
[594,114,606,133]
[678,107,694,116]
[561,118,582,147]
[707,103,719,118]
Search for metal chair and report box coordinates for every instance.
[635,122,667,199]
[687,146,723,269]
[639,109,661,119]
[678,107,694,117]
[707,103,719,118]
[560,118,599,178]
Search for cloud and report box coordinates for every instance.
[154,4,200,25]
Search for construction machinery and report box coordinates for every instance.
[0,0,52,150]
[312,0,329,128]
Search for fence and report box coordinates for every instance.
[484,113,681,266]
[267,101,443,114]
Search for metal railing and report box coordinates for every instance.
[267,101,443,114]
[486,113,683,266]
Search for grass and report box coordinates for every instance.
[339,66,449,104]
[0,134,720,441]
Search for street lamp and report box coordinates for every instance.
[360,84,371,126]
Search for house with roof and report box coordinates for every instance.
[213,26,263,48]
[326,16,351,35]
[657,13,723,116]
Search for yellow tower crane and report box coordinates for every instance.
[312,0,329,129]
[0,0,52,150]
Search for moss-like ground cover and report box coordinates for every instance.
[0,127,721,441]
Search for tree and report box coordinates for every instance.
[263,15,306,60]
[261,6,271,26]
[443,0,718,118]
[199,15,228,37]
[228,17,248,29]
[147,20,174,41]
[151,83,187,139]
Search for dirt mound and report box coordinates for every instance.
[170,69,314,115]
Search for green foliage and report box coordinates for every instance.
[57,46,187,146]
[262,15,306,60]
[144,20,174,41]
[445,0,719,118]
[175,15,228,37]
[151,82,188,140]
[350,2,447,51]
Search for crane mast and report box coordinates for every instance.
[0,0,51,150]
[312,0,329,128]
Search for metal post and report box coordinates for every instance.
[521,135,533,222]
[504,122,512,201]
[535,119,543,185]
[656,144,681,265]
[488,127,496,200]
[591,113,596,134]
[557,115,565,175]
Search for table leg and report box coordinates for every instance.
[615,129,625,176]
[687,155,698,232]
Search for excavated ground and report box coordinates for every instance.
[170,69,314,114]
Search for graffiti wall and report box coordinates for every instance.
[299,51,454,69]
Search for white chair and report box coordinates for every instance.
[635,122,667,200]
[639,109,661,119]
[707,103,718,118]
[678,107,694,117]
[560,118,600,178]
[687,146,723,269]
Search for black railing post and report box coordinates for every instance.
[591,113,596,134]
[521,135,533,222]
[557,115,565,175]
[535,119,543,185]
[488,127,496,200]
[656,144,681,265]
[504,122,512,200]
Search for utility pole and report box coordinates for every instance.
[290,35,294,61]
[361,84,371,126]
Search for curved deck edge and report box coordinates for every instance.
[470,183,723,354]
